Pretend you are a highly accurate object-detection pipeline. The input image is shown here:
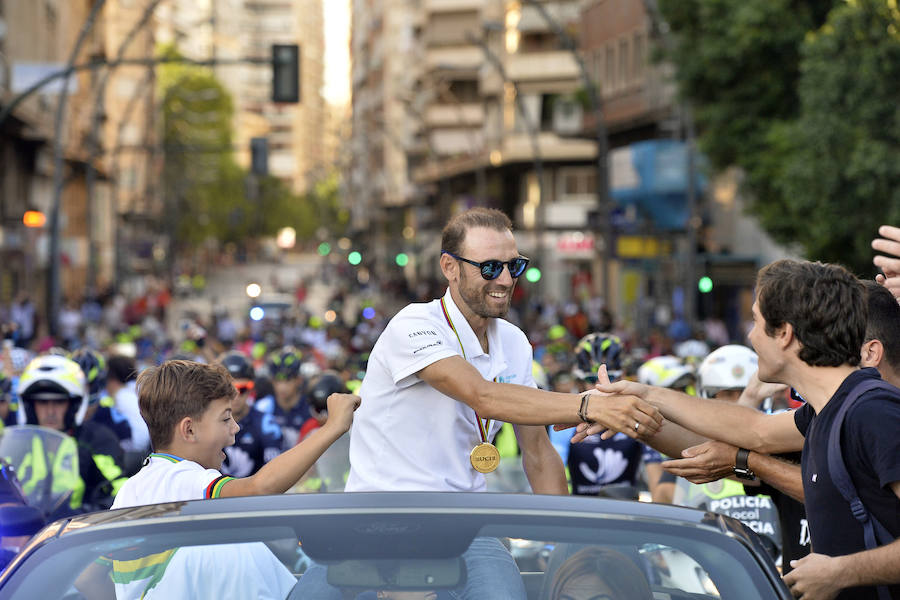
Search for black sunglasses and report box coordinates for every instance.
[442,251,530,280]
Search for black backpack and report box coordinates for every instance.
[828,377,898,600]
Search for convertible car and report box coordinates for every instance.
[0,492,791,599]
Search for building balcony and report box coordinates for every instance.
[424,0,484,13]
[429,127,485,156]
[424,103,484,128]
[425,46,483,71]
[499,132,596,163]
[507,50,579,83]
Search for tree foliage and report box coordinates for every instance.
[658,0,900,275]
[157,44,341,251]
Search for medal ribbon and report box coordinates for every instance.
[440,297,493,443]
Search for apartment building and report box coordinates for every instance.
[348,0,421,253]
[350,1,608,289]
[0,0,116,307]
[581,0,789,338]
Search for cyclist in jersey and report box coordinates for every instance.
[218,351,282,477]
[253,346,312,450]
[567,333,666,500]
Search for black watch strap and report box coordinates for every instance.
[733,448,757,481]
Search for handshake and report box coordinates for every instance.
[555,365,665,442]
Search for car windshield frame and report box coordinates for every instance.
[0,493,791,600]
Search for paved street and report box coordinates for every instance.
[167,253,330,334]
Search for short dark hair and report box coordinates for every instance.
[136,360,237,450]
[756,259,865,367]
[107,355,137,384]
[863,280,900,371]
[441,207,513,256]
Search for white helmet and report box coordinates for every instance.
[697,345,758,398]
[17,355,88,429]
[675,339,710,363]
[637,355,695,390]
[300,360,322,380]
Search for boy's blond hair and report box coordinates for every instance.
[137,360,237,450]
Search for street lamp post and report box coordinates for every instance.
[84,0,168,294]
[47,0,108,338]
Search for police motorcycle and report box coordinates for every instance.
[0,425,83,522]
[0,456,45,571]
[0,427,77,572]
[7,356,128,522]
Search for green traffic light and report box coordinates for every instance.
[348,251,362,265]
[525,267,542,283]
[317,242,331,256]
[698,276,713,293]
[395,253,409,267]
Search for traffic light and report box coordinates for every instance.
[395,253,409,267]
[271,44,300,103]
[317,242,331,256]
[250,137,268,175]
[348,251,362,265]
[698,276,713,293]
[525,267,542,283]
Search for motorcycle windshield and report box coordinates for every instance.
[0,426,80,517]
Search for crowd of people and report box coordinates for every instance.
[0,215,897,600]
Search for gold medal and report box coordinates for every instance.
[470,442,500,473]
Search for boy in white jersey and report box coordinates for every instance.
[107,359,360,599]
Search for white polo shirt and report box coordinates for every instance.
[109,454,296,600]
[346,289,536,492]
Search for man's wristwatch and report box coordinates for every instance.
[733,448,757,481]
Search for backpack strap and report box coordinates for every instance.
[826,377,896,600]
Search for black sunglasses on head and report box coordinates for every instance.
[442,251,530,280]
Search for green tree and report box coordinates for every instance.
[656,0,900,274]
[762,1,900,272]
[159,44,242,249]
[157,45,331,253]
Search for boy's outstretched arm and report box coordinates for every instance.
[220,393,360,497]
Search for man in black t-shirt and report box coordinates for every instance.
[583,260,900,600]
[750,454,809,574]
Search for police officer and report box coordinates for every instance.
[16,355,126,517]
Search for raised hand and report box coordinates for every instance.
[326,393,361,434]
[872,225,900,301]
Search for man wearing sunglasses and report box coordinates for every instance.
[308,207,661,600]
[218,351,283,477]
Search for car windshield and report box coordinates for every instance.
[0,496,783,600]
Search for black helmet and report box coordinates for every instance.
[266,347,303,381]
[573,332,624,382]
[308,371,345,412]
[219,351,254,381]
[70,348,108,398]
